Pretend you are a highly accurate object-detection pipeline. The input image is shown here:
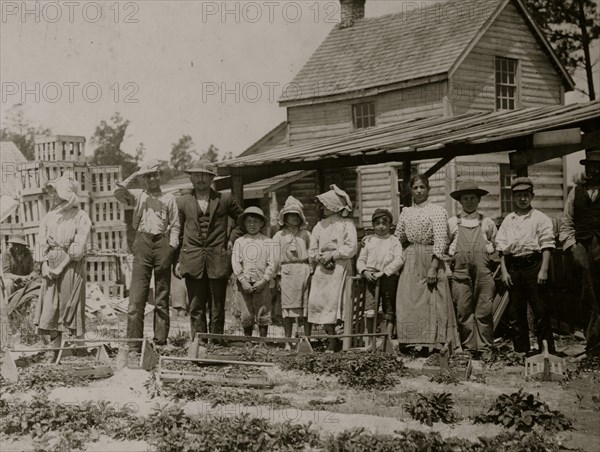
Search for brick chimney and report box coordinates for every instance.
[339,0,365,28]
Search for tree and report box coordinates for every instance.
[221,151,234,161]
[201,144,219,163]
[0,104,51,160]
[526,0,599,100]
[170,135,197,173]
[89,113,139,177]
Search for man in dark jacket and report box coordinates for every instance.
[174,159,244,337]
[560,148,600,355]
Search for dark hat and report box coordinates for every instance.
[511,177,534,192]
[237,206,267,228]
[8,233,28,246]
[372,208,393,223]
[580,149,600,165]
[450,180,489,201]
[185,158,218,176]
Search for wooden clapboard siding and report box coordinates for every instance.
[450,1,562,114]
[288,102,353,145]
[357,164,394,227]
[284,172,320,229]
[288,82,446,146]
[377,82,446,125]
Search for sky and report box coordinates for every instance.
[1,0,597,174]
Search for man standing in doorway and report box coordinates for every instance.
[114,161,180,351]
[560,148,600,356]
[174,159,244,338]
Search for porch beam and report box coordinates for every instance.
[422,155,453,178]
[510,130,600,168]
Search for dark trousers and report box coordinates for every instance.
[127,233,174,350]
[185,274,228,336]
[365,274,399,321]
[507,257,555,353]
[578,237,600,353]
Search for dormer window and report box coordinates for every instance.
[352,101,375,129]
[495,57,518,110]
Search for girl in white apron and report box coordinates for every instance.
[307,185,357,352]
[273,196,311,350]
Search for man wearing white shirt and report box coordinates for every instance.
[496,177,555,355]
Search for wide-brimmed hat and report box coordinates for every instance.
[185,158,218,176]
[8,233,28,246]
[137,160,161,176]
[511,177,534,192]
[372,208,393,223]
[237,206,267,228]
[278,196,306,227]
[450,180,489,200]
[580,149,600,166]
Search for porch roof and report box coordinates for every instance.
[214,101,600,186]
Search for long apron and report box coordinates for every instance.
[396,244,459,348]
[307,259,352,325]
[451,217,495,351]
[35,245,86,337]
[280,262,311,310]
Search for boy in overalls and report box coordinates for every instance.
[448,181,497,356]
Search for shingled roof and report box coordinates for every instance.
[279,0,573,104]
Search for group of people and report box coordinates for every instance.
[8,147,599,358]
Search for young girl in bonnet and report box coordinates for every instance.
[307,185,357,352]
[273,196,311,349]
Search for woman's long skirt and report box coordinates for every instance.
[35,259,86,337]
[396,244,459,349]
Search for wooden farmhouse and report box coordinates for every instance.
[215,0,600,234]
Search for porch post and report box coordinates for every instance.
[400,160,412,209]
[231,174,244,206]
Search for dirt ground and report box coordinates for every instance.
[2,310,600,451]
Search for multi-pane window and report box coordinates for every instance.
[352,102,376,129]
[499,164,515,215]
[495,57,518,110]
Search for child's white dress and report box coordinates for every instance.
[307,216,357,324]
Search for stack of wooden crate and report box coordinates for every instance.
[1,135,130,298]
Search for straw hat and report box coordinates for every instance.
[137,160,161,176]
[450,181,489,200]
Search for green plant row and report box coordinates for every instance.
[280,351,406,390]
[1,396,569,452]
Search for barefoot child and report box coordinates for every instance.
[356,209,403,346]
[307,185,357,352]
[232,207,276,337]
[273,196,312,349]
